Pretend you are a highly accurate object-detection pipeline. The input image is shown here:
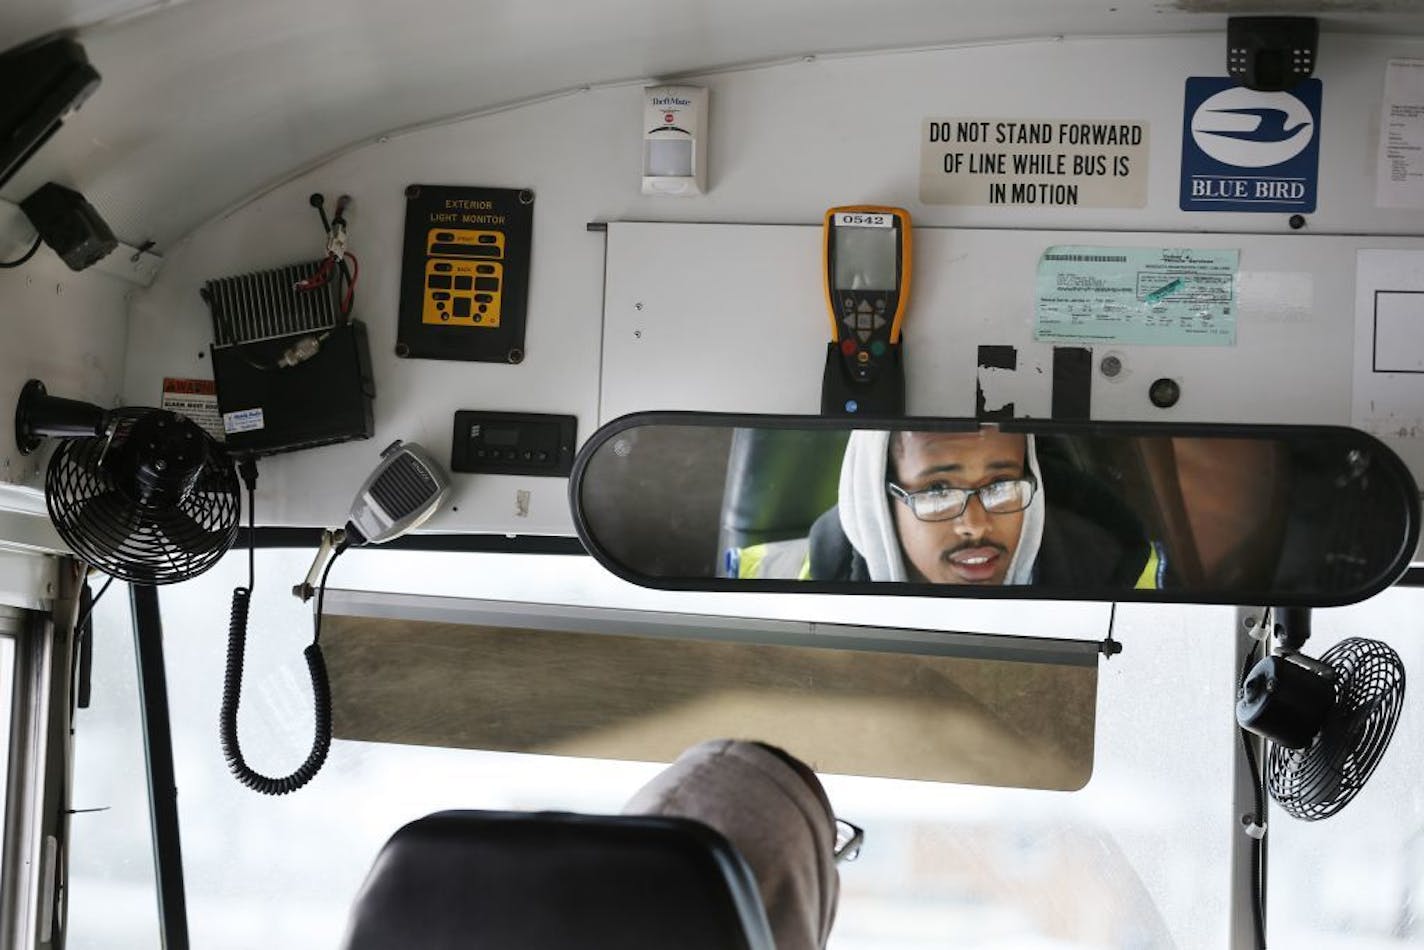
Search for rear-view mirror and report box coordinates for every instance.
[571,414,1421,607]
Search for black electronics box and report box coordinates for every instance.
[451,411,576,476]
[210,321,375,456]
[0,37,101,189]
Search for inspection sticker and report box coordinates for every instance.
[1034,246,1240,346]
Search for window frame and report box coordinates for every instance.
[0,566,80,950]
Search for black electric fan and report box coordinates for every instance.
[15,379,241,583]
[1237,618,1405,822]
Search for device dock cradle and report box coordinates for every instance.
[820,342,905,417]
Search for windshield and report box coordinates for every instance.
[69,546,1247,948]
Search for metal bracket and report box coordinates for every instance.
[293,528,346,601]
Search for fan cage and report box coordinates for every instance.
[45,410,241,585]
[1267,637,1405,822]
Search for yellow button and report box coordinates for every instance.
[857,351,870,363]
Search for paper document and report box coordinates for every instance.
[1377,60,1424,209]
[1035,246,1239,346]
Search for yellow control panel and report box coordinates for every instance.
[422,228,506,327]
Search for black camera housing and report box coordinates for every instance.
[1227,17,1318,93]
[19,182,117,272]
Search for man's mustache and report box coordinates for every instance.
[940,539,1009,561]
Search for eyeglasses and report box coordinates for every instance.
[833,818,863,864]
[886,474,1036,522]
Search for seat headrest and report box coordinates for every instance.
[339,809,775,950]
[719,428,850,555]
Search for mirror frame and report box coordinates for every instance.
[570,412,1422,608]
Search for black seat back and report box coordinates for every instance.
[340,810,775,950]
[718,428,849,559]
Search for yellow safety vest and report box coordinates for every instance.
[732,540,812,580]
[1134,542,1166,590]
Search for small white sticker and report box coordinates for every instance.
[222,408,265,434]
[833,212,893,228]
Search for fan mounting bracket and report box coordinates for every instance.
[14,379,47,456]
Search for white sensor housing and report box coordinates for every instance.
[642,85,707,197]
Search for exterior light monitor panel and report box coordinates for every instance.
[396,184,535,364]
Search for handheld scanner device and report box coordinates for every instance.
[822,206,911,414]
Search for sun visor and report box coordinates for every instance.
[320,592,1100,790]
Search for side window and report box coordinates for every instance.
[66,582,162,947]
[1267,586,1424,946]
[0,632,14,815]
[0,617,15,896]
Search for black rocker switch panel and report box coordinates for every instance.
[451,411,577,476]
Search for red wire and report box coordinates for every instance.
[294,256,334,291]
[296,251,358,315]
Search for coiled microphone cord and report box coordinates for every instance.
[220,462,342,795]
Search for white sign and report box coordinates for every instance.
[920,118,1149,208]
[1353,250,1424,478]
[1376,60,1424,208]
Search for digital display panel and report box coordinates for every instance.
[483,428,519,447]
[833,226,897,292]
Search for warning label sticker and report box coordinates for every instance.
[161,377,224,441]
[920,118,1150,208]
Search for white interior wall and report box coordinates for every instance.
[0,208,129,602]
[119,32,1424,535]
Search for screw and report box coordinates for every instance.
[1100,355,1122,378]
[633,330,642,339]
[1289,214,1306,230]
[518,190,535,205]
[1149,377,1181,409]
[404,185,421,200]
[634,302,644,311]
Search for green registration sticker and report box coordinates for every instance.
[1034,245,1240,346]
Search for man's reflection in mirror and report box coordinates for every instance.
[727,429,1166,589]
